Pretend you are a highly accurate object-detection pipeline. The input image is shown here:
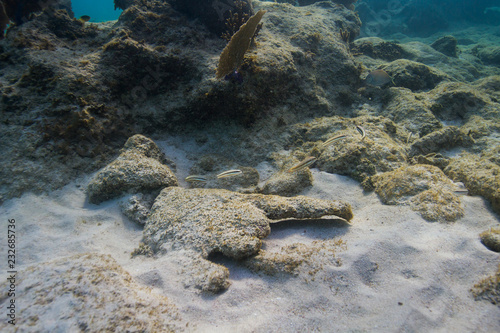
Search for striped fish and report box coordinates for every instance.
[216,169,243,179]
[185,175,208,183]
[287,156,317,173]
[355,125,366,141]
[322,134,347,148]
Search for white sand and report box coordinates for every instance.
[1,139,499,332]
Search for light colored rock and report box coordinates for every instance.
[87,135,178,204]
[289,116,408,182]
[0,253,184,332]
[445,154,500,215]
[142,186,352,292]
[371,164,464,222]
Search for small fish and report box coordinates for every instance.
[217,169,243,179]
[365,69,393,87]
[355,125,366,141]
[322,134,347,148]
[185,175,208,183]
[79,15,91,23]
[287,156,317,173]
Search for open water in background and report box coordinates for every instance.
[71,0,122,22]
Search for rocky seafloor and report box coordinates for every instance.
[0,0,499,331]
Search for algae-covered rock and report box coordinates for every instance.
[431,36,458,58]
[445,155,500,215]
[144,187,352,258]
[371,164,464,222]
[142,186,352,291]
[87,135,178,204]
[351,37,411,61]
[429,82,492,121]
[471,264,500,306]
[383,59,452,91]
[480,228,500,253]
[408,126,468,157]
[0,253,184,332]
[289,116,407,182]
[383,88,442,136]
[473,45,500,66]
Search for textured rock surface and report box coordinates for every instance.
[119,193,156,225]
[289,116,408,182]
[480,228,500,253]
[471,264,500,306]
[144,187,352,258]
[0,253,184,332]
[431,35,459,58]
[370,165,464,222]
[258,154,314,196]
[445,155,500,215]
[142,186,352,291]
[87,135,178,204]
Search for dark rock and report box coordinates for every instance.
[169,0,253,36]
[351,37,411,61]
[384,59,452,91]
[431,36,458,58]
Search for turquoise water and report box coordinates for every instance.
[71,0,122,22]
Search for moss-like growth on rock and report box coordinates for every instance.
[371,164,464,222]
[480,228,500,253]
[471,264,500,306]
[445,154,500,215]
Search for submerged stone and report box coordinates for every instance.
[87,135,178,204]
[370,164,464,222]
[142,186,352,292]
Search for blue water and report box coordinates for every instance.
[72,0,122,22]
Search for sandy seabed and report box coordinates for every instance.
[0,138,499,332]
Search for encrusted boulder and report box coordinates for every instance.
[445,154,500,215]
[370,164,464,222]
[142,186,352,291]
[187,154,260,192]
[0,253,184,332]
[87,135,178,204]
[408,126,469,157]
[289,116,408,182]
[383,59,452,91]
[382,88,442,136]
[431,35,459,58]
[480,227,500,253]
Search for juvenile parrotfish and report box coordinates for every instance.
[365,69,394,87]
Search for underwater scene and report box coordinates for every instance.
[1,0,500,331]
